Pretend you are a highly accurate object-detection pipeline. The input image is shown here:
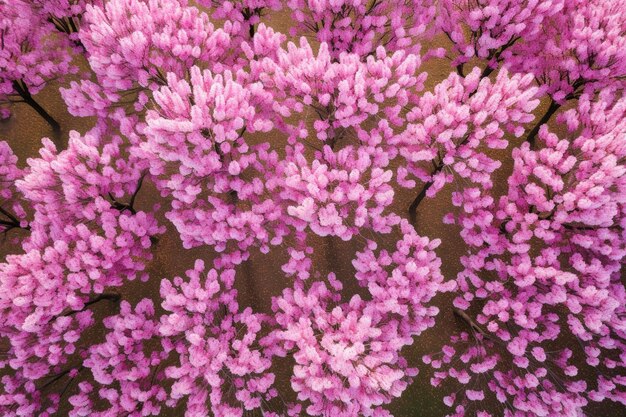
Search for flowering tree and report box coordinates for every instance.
[0,0,76,126]
[427,89,626,415]
[438,0,565,77]
[441,0,626,147]
[28,0,102,46]
[284,0,439,59]
[0,1,625,417]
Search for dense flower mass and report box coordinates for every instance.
[0,1,624,417]
[0,0,76,125]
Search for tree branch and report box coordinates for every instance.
[56,293,121,320]
[526,99,561,149]
[453,307,489,338]
[12,81,60,131]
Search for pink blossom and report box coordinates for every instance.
[286,0,438,59]
[0,0,76,127]
[159,260,277,417]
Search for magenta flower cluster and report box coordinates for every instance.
[0,0,624,416]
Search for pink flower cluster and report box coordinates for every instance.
[61,0,234,118]
[0,0,625,416]
[284,144,397,240]
[506,0,626,101]
[144,65,283,259]
[393,67,539,207]
[0,128,163,416]
[271,274,417,417]
[159,260,277,417]
[429,89,626,414]
[439,0,565,71]
[0,0,76,120]
[286,0,438,59]
[76,299,167,416]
